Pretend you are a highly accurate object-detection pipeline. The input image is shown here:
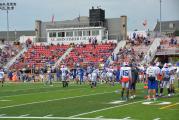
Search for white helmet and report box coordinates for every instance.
[163,63,168,68]
[123,62,129,67]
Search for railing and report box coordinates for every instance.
[142,38,161,64]
[156,48,179,55]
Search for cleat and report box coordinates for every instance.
[153,98,157,101]
[130,96,134,99]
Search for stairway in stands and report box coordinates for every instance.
[141,38,161,64]
[108,40,126,64]
[54,47,74,67]
[4,45,28,69]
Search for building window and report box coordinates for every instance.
[74,31,78,36]
[169,23,174,29]
[66,31,73,37]
[49,32,56,37]
[92,30,99,36]
[83,30,91,36]
[58,32,65,37]
[78,31,82,36]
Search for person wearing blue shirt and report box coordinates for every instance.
[115,67,121,82]
[56,68,61,82]
[8,70,13,81]
[78,67,84,85]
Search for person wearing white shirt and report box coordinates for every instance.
[169,64,177,96]
[90,68,99,88]
[146,62,158,101]
[0,69,5,87]
[160,63,171,97]
[120,62,132,101]
[61,65,69,87]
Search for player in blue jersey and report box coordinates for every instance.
[77,66,85,85]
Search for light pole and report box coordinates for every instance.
[0,2,16,42]
[159,0,162,36]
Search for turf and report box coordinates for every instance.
[0,82,178,120]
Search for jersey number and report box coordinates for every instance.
[123,70,129,76]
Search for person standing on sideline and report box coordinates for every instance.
[160,63,171,97]
[77,66,84,85]
[45,70,53,86]
[155,62,162,97]
[146,62,157,101]
[120,62,132,101]
[61,65,69,87]
[130,64,139,99]
[0,69,5,87]
[90,67,99,88]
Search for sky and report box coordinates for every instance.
[0,0,179,31]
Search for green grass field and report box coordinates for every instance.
[0,82,178,120]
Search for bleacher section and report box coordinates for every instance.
[156,37,179,55]
[110,37,155,65]
[8,37,164,70]
[10,44,69,69]
[64,43,116,67]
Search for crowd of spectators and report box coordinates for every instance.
[157,36,178,51]
[0,42,23,69]
[127,32,151,46]
[110,32,155,66]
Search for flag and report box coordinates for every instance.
[52,14,55,23]
[143,19,147,27]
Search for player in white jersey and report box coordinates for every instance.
[120,62,132,100]
[146,62,158,101]
[100,68,107,84]
[154,62,162,96]
[61,65,69,87]
[160,63,171,97]
[90,68,99,88]
[0,69,5,87]
[106,67,114,86]
[169,64,177,96]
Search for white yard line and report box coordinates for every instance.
[153,118,160,120]
[43,114,53,117]
[0,91,114,110]
[96,116,103,118]
[0,100,12,102]
[0,116,125,120]
[121,117,132,120]
[69,100,144,118]
[19,114,30,117]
